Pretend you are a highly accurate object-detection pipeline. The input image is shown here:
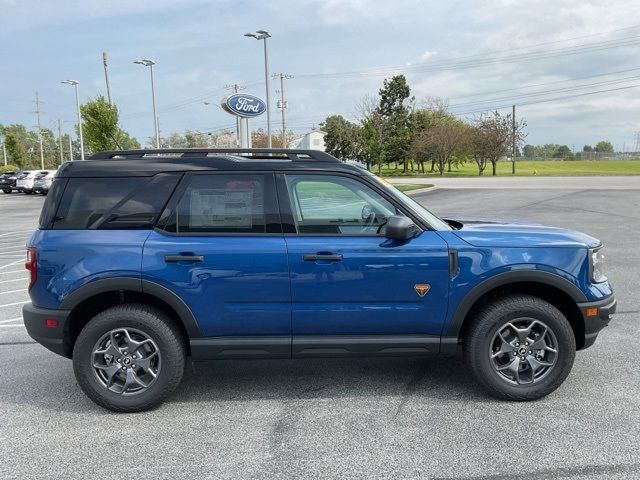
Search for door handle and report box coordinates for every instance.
[164,254,204,263]
[303,253,343,262]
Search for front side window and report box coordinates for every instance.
[285,174,397,235]
[163,174,271,234]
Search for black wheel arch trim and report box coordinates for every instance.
[58,277,201,338]
[447,270,588,337]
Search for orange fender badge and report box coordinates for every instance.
[414,284,431,297]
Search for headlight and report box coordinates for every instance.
[589,247,607,283]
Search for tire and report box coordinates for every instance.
[24,190,32,195]
[73,304,186,412]
[2,189,11,194]
[464,294,576,401]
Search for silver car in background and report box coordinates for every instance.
[32,170,57,195]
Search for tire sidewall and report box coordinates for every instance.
[73,307,184,411]
[469,298,576,399]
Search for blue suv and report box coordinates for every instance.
[23,148,616,412]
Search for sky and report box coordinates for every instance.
[2,0,640,151]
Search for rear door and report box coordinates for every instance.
[278,173,450,356]
[142,172,291,358]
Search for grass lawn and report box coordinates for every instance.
[380,160,640,177]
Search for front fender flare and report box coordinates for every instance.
[446,269,587,337]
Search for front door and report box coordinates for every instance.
[279,173,450,356]
[142,172,291,358]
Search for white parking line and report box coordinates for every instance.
[0,249,26,255]
[0,231,33,237]
[0,269,26,275]
[0,277,27,284]
[0,324,24,328]
[0,300,28,308]
[0,317,22,324]
[0,288,27,294]
[0,259,26,270]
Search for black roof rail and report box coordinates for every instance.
[89,148,340,163]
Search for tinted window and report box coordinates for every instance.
[285,174,397,235]
[51,173,180,229]
[162,174,272,234]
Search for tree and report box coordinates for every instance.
[553,145,572,159]
[251,128,297,148]
[413,118,469,175]
[583,145,593,152]
[376,75,414,172]
[408,104,449,172]
[594,140,614,153]
[80,95,140,153]
[522,144,535,158]
[322,115,360,160]
[469,111,526,176]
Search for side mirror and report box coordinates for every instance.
[385,215,420,240]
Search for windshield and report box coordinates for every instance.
[365,172,451,231]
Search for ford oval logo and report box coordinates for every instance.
[222,94,266,118]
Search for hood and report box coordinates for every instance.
[445,217,600,248]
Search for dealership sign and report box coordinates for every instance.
[222,94,266,118]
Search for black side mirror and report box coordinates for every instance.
[385,215,420,240]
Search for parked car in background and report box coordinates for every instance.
[33,170,57,195]
[0,171,18,193]
[17,170,49,194]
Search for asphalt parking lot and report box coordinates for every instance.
[0,180,638,479]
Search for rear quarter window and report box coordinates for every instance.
[47,173,181,230]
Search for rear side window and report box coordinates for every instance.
[159,173,279,234]
[39,178,68,228]
[49,173,181,230]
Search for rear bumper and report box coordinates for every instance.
[23,302,71,357]
[577,294,617,349]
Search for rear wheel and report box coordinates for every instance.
[73,304,186,412]
[464,294,576,401]
[2,188,11,194]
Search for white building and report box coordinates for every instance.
[289,130,326,151]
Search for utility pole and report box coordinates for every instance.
[224,83,246,146]
[511,104,516,175]
[274,73,292,147]
[34,92,45,170]
[57,119,64,165]
[1,140,7,166]
[103,52,113,105]
[68,135,73,161]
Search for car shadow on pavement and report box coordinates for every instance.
[174,355,485,405]
[1,350,489,413]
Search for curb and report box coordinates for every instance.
[403,186,439,196]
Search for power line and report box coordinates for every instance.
[295,34,640,80]
[448,72,640,109]
[454,82,640,116]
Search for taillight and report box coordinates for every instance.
[26,247,37,290]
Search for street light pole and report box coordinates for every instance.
[61,80,85,160]
[134,59,160,148]
[244,30,272,148]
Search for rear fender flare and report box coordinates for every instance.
[59,277,200,337]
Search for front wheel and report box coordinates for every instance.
[464,294,576,401]
[2,188,11,194]
[73,304,186,412]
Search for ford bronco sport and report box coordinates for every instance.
[23,148,616,412]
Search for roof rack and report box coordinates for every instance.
[90,148,340,163]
